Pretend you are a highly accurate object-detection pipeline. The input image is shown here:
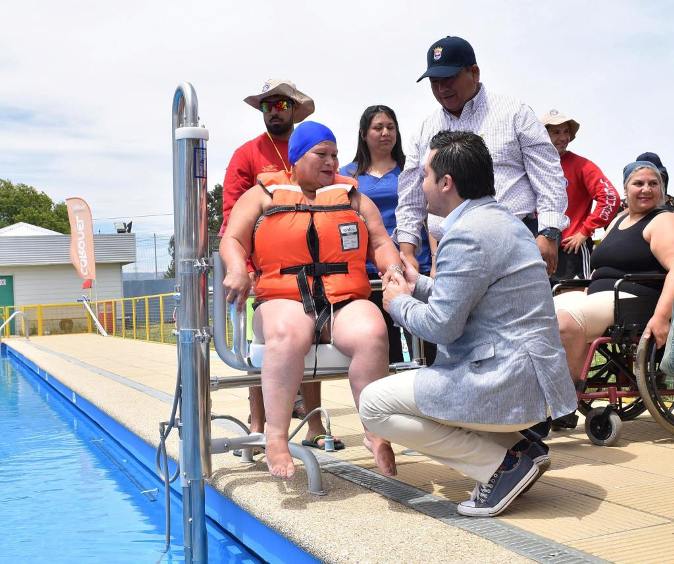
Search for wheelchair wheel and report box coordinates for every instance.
[635,335,674,435]
[584,407,622,446]
[578,341,647,421]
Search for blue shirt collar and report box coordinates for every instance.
[439,199,470,235]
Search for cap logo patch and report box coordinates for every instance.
[262,82,271,92]
[433,46,443,61]
[549,109,559,116]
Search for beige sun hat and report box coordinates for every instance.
[540,109,580,141]
[244,79,315,123]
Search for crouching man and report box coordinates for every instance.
[359,131,577,517]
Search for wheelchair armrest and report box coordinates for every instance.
[612,274,665,333]
[620,273,667,283]
[614,273,666,301]
[552,279,591,296]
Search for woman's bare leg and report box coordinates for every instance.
[557,311,589,382]
[332,300,397,476]
[254,300,314,478]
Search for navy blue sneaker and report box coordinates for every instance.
[519,440,550,495]
[522,439,550,473]
[458,454,538,517]
[470,439,550,500]
[512,435,551,471]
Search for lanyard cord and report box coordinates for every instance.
[265,132,291,174]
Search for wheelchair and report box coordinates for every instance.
[554,274,674,446]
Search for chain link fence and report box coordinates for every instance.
[121,233,221,280]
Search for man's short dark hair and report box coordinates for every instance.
[428,131,495,199]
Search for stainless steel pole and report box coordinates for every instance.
[172,82,211,564]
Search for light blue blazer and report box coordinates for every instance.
[389,196,577,425]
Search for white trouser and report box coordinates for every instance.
[359,371,538,483]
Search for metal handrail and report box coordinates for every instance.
[78,296,108,336]
[0,310,24,340]
[212,251,253,371]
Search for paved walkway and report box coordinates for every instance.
[6,334,674,563]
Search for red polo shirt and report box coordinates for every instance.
[219,133,289,235]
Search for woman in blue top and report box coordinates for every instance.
[341,105,435,364]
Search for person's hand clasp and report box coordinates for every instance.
[382,253,418,312]
[382,271,410,312]
[399,252,420,292]
[223,268,252,311]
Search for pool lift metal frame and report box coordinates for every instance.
[169,82,212,564]
[166,82,427,563]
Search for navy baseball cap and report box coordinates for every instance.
[417,36,477,82]
[636,151,669,188]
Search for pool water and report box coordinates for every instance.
[0,354,261,563]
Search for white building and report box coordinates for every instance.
[0,222,135,308]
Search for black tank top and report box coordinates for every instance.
[589,209,667,296]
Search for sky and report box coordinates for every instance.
[2,0,673,241]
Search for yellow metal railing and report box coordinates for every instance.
[1,293,178,344]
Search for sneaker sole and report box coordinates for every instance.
[457,465,539,517]
[521,455,550,495]
[532,454,551,473]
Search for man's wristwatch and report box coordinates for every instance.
[538,228,561,243]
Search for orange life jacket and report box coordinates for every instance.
[252,171,371,313]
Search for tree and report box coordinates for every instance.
[0,179,70,233]
[165,183,222,278]
[207,183,223,235]
[165,236,176,278]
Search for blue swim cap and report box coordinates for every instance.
[288,121,336,165]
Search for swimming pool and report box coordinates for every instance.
[0,350,260,563]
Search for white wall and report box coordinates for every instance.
[0,263,123,305]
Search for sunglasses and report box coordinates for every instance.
[260,100,292,113]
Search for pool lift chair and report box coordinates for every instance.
[210,252,424,494]
[210,252,352,496]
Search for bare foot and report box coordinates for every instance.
[265,437,295,479]
[363,434,397,476]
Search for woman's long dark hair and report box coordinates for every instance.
[350,105,405,178]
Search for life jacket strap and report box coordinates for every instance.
[282,262,348,314]
[281,262,349,277]
[309,304,333,378]
[264,203,352,216]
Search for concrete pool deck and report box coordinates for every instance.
[5,334,674,563]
